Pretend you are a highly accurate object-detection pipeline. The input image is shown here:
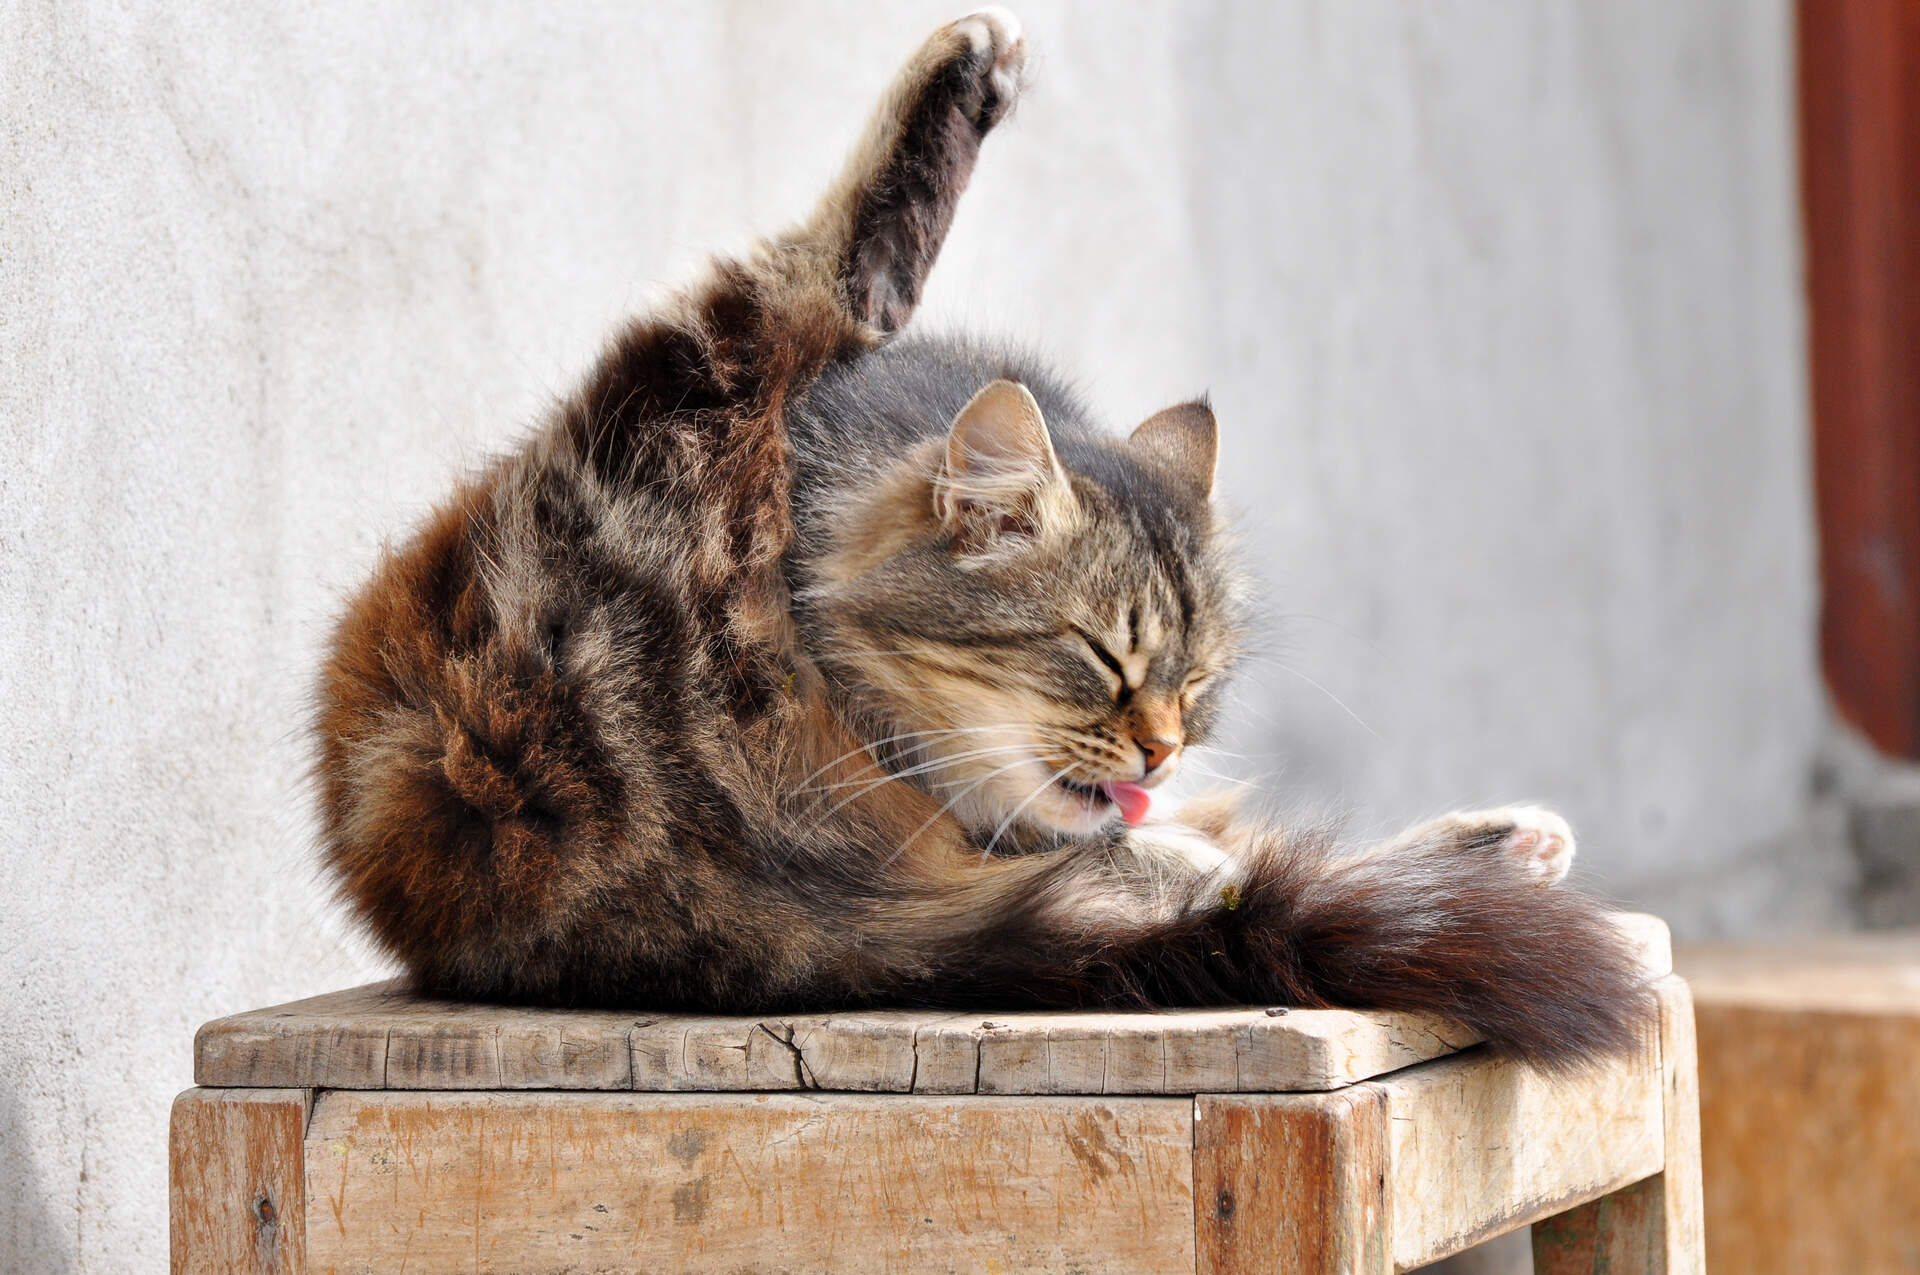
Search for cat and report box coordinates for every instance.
[315,9,1651,1066]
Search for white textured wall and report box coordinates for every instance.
[1,2,1822,1268]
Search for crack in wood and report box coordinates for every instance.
[756,1022,813,1089]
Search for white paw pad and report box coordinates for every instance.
[1494,805,1576,886]
[957,8,1026,104]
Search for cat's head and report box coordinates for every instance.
[804,379,1244,842]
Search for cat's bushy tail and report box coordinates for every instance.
[918,823,1656,1069]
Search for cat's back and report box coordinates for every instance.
[312,389,798,1004]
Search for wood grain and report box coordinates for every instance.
[1677,936,1920,1275]
[195,982,637,1091]
[1654,976,1705,1273]
[1372,996,1668,1272]
[302,1090,1196,1274]
[170,1088,310,1275]
[176,938,1686,1272]
[1193,1089,1390,1275]
[205,988,1479,1095]
[197,914,1669,1095]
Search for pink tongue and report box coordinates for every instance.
[1100,780,1153,827]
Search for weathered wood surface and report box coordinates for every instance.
[1194,1089,1390,1275]
[194,984,639,1091]
[1678,932,1920,1275]
[1526,979,1704,1274]
[302,1091,1195,1274]
[1374,978,1671,1272]
[200,984,1482,1095]
[170,1088,311,1275]
[1653,977,1706,1273]
[198,912,1668,1094]
[174,955,1694,1274]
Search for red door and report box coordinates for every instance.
[1803,0,1920,754]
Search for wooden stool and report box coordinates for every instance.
[170,915,1701,1274]
[1677,930,1920,1275]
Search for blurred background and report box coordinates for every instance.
[3,1,1913,1270]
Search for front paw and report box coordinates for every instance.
[946,8,1028,126]
[1411,804,1577,886]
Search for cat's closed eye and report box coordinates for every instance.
[1074,629,1127,697]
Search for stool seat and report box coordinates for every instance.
[193,913,1673,1098]
[170,913,1701,1274]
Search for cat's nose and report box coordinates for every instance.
[1137,736,1181,774]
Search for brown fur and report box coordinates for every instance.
[315,12,1654,1067]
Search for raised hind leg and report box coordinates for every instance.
[782,8,1028,336]
[566,11,1028,569]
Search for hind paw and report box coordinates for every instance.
[1402,804,1576,886]
[948,9,1027,125]
[1491,805,1576,885]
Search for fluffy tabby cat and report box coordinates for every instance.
[317,10,1651,1066]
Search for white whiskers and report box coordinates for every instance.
[981,761,1083,860]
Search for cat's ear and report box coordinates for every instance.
[1129,400,1219,501]
[936,380,1076,550]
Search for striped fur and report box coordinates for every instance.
[315,11,1653,1067]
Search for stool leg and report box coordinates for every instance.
[1531,1175,1662,1272]
[1194,1089,1392,1275]
[1530,975,1704,1274]
[1652,977,1706,1272]
[169,1087,310,1274]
